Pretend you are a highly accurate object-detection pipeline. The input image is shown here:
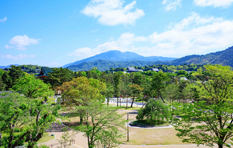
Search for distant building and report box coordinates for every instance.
[37,67,53,79]
[151,68,159,72]
[127,67,138,73]
[138,69,143,72]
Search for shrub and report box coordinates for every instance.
[136,99,170,124]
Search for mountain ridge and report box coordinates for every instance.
[63,50,176,68]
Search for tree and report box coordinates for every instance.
[1,66,25,90]
[44,67,73,90]
[151,71,169,103]
[77,102,125,148]
[1,72,12,90]
[59,77,106,124]
[104,83,114,106]
[113,72,121,106]
[162,83,179,103]
[0,76,6,91]
[12,74,54,99]
[129,84,144,107]
[0,92,60,148]
[172,65,233,148]
[136,99,171,124]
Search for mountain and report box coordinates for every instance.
[63,50,176,68]
[65,46,233,71]
[171,46,233,66]
[0,64,19,69]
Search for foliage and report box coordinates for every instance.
[59,77,106,124]
[172,65,233,148]
[129,84,144,107]
[12,74,54,99]
[2,66,24,90]
[76,102,125,148]
[151,71,169,103]
[104,83,114,106]
[136,99,171,124]
[44,67,73,90]
[0,92,60,148]
[57,129,77,148]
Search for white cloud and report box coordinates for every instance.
[5,35,40,50]
[69,13,233,58]
[148,12,233,57]
[81,0,144,25]
[194,0,233,7]
[0,17,7,22]
[47,62,61,67]
[2,54,36,60]
[162,0,181,11]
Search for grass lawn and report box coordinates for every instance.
[122,127,186,145]
[37,133,55,143]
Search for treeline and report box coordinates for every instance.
[110,63,203,72]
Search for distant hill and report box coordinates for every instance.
[171,46,233,66]
[63,50,176,68]
[66,46,233,71]
[0,64,19,69]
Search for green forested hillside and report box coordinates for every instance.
[172,46,233,66]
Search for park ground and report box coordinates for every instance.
[39,102,226,148]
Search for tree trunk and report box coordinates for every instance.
[158,90,165,103]
[117,97,118,106]
[218,144,223,148]
[107,97,109,106]
[131,96,135,107]
[80,115,83,124]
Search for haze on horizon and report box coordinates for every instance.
[1,0,233,67]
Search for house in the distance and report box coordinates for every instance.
[37,67,53,79]
[127,67,138,73]
[151,68,159,72]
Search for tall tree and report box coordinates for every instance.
[44,67,73,90]
[77,102,125,148]
[2,66,24,90]
[113,72,121,106]
[129,84,144,107]
[172,65,233,148]
[104,83,114,106]
[151,71,169,103]
[59,77,106,124]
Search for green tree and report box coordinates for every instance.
[104,83,114,106]
[1,72,12,90]
[77,102,125,148]
[162,83,179,103]
[44,67,73,90]
[0,92,60,148]
[12,74,54,99]
[113,72,121,106]
[129,84,144,107]
[172,65,233,148]
[0,76,6,91]
[137,99,171,124]
[151,71,169,103]
[59,77,106,124]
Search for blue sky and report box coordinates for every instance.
[1,0,233,67]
